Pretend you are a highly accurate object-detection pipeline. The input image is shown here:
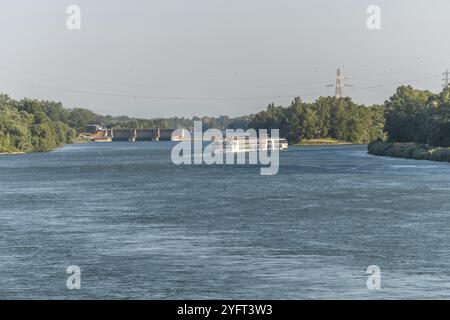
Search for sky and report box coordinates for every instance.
[0,0,450,118]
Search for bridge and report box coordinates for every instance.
[108,128,175,142]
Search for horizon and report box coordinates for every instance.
[0,83,442,120]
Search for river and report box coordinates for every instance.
[0,143,449,299]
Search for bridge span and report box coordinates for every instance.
[109,128,174,142]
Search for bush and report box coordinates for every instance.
[412,147,430,160]
[368,139,393,156]
[368,141,432,161]
[430,148,450,162]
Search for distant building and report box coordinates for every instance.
[85,123,105,134]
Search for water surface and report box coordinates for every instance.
[0,143,449,299]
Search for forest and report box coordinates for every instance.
[0,94,75,153]
[248,96,385,144]
[0,93,253,153]
[383,86,450,147]
[368,86,450,162]
[1,84,449,154]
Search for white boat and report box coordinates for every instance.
[214,137,288,153]
[264,138,289,151]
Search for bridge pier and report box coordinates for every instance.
[108,128,172,141]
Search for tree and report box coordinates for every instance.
[248,96,384,144]
[384,86,434,143]
[67,108,98,133]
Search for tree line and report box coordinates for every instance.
[383,85,450,147]
[0,93,253,153]
[100,114,253,132]
[248,96,385,144]
[368,86,450,162]
[0,94,75,153]
[2,84,449,153]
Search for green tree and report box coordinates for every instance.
[384,86,434,143]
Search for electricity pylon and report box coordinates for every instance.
[326,68,353,98]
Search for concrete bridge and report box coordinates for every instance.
[109,129,174,142]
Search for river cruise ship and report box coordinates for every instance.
[214,137,288,153]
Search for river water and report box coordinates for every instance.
[0,142,449,299]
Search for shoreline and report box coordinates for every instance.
[1,141,364,155]
[294,138,355,146]
[368,140,450,163]
[0,151,26,155]
[0,142,71,155]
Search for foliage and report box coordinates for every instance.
[384,86,450,147]
[0,94,75,153]
[368,140,450,163]
[249,96,385,144]
[368,140,432,160]
[99,115,253,132]
[429,148,450,162]
[7,83,450,155]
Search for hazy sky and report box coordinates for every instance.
[0,0,450,118]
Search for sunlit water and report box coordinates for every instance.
[0,142,450,299]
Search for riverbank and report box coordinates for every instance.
[368,140,450,162]
[295,138,353,146]
[0,151,25,155]
[0,142,71,155]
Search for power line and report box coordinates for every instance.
[346,74,441,93]
[0,64,341,90]
[346,58,450,80]
[0,72,443,102]
[2,58,450,91]
[0,78,314,101]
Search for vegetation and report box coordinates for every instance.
[368,140,450,162]
[368,86,450,162]
[384,86,450,147]
[296,138,352,146]
[368,140,428,160]
[0,92,255,153]
[100,115,253,132]
[0,94,75,153]
[249,97,385,144]
[4,83,448,156]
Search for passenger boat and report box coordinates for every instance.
[214,137,288,153]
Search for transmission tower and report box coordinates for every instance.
[335,68,343,98]
[442,69,450,88]
[326,68,353,98]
